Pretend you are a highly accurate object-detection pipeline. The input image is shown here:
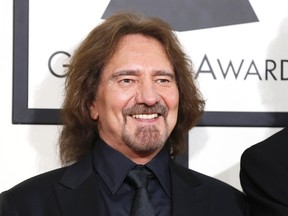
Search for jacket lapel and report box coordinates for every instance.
[55,154,101,216]
[170,161,208,216]
[54,154,209,216]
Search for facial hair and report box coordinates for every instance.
[121,104,169,155]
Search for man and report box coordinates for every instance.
[240,127,288,216]
[0,13,249,215]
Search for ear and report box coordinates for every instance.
[89,101,99,120]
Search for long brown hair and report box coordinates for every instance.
[59,13,205,165]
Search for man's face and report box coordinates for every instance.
[89,34,179,163]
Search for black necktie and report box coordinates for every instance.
[127,166,155,216]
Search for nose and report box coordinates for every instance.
[135,81,160,106]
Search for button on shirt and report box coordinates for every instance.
[92,139,172,216]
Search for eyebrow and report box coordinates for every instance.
[111,70,139,78]
[154,70,176,80]
[111,69,176,80]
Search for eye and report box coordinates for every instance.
[119,78,133,83]
[156,78,170,83]
[154,75,175,86]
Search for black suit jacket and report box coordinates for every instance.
[240,127,288,216]
[1,153,249,216]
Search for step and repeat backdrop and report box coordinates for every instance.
[14,0,288,127]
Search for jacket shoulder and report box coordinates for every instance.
[171,161,246,198]
[171,161,249,215]
[1,167,66,201]
[0,167,67,215]
[241,128,288,167]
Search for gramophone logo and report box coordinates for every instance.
[102,0,258,31]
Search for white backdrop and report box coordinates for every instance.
[0,0,286,193]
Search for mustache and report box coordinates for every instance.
[122,103,168,118]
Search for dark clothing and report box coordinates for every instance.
[240,127,288,216]
[93,139,171,215]
[0,140,250,216]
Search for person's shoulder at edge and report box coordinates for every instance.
[241,127,288,161]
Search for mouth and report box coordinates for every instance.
[123,104,167,121]
[131,113,160,120]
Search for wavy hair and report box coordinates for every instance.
[59,13,205,165]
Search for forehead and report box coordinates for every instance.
[109,34,171,66]
[100,33,174,82]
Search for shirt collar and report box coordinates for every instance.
[146,148,171,197]
[93,139,135,194]
[92,138,171,197]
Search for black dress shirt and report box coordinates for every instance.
[92,139,171,215]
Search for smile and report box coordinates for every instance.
[131,113,159,119]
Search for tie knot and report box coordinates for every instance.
[127,166,149,189]
[127,166,155,216]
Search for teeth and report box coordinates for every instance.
[132,114,158,119]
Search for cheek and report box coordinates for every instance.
[165,87,179,111]
[104,88,136,117]
[109,84,136,102]
[165,89,179,125]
